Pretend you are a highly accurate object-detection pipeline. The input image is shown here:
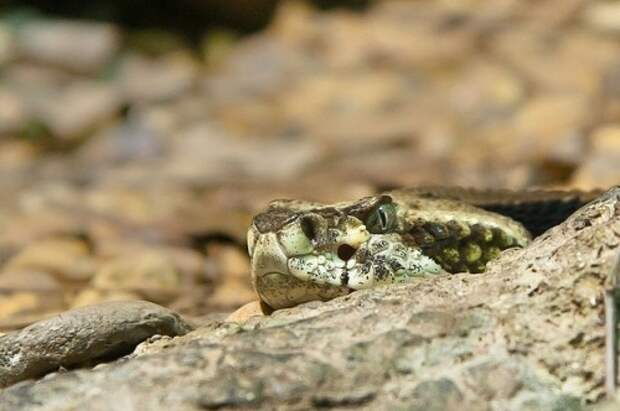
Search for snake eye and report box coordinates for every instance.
[366,203,397,234]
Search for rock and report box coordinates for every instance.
[76,113,165,166]
[205,243,255,309]
[164,124,321,183]
[118,52,197,104]
[0,24,14,66]
[0,89,27,134]
[0,64,122,140]
[0,141,36,170]
[16,20,120,73]
[70,288,142,309]
[225,300,264,323]
[0,293,46,321]
[0,300,191,388]
[92,251,182,303]
[448,60,525,122]
[483,94,591,168]
[1,188,619,409]
[33,81,122,140]
[490,27,617,96]
[5,237,96,282]
[584,2,620,33]
[0,270,61,294]
[572,125,620,189]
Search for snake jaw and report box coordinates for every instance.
[250,231,290,283]
[249,223,353,309]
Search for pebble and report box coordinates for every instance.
[0,24,14,66]
[584,2,620,33]
[572,125,620,189]
[92,251,182,303]
[16,20,120,73]
[0,300,192,388]
[5,238,95,282]
[118,52,197,104]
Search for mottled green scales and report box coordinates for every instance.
[408,221,519,273]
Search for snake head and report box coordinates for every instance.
[247,195,445,309]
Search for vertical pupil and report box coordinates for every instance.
[378,209,388,229]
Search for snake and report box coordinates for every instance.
[247,187,600,310]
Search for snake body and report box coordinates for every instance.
[247,187,599,310]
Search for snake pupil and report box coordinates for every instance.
[367,203,397,233]
[378,209,388,229]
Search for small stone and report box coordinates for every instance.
[16,20,120,73]
[0,270,61,293]
[206,244,256,309]
[572,125,620,189]
[35,81,122,140]
[0,24,15,66]
[70,289,142,309]
[92,251,182,303]
[118,52,197,104]
[225,300,264,323]
[0,293,43,320]
[512,95,590,161]
[584,2,620,33]
[5,238,96,282]
[0,301,192,388]
[0,141,35,169]
[0,89,27,134]
[448,60,524,120]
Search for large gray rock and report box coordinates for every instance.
[1,188,620,410]
[0,301,192,388]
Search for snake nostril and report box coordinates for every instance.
[300,217,317,242]
[337,244,356,261]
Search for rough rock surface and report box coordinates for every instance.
[0,300,192,388]
[1,189,619,409]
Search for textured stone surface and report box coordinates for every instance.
[1,188,619,409]
[0,300,192,388]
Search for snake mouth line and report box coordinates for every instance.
[340,269,350,287]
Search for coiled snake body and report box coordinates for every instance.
[247,187,599,310]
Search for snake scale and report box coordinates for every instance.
[247,187,600,310]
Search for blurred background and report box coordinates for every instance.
[0,0,618,330]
